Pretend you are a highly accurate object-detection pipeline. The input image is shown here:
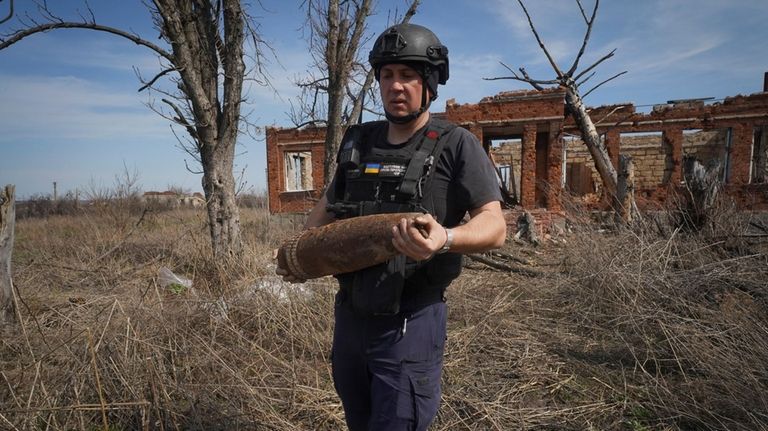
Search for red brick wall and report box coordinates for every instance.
[266,126,326,213]
[661,128,683,184]
[520,124,537,208]
[267,88,768,214]
[546,122,564,212]
[730,123,754,185]
[445,88,565,124]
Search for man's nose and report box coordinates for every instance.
[389,79,405,91]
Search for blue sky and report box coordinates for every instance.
[1,0,766,199]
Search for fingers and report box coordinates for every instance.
[392,216,444,261]
[275,265,306,284]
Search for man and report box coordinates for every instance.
[278,23,506,431]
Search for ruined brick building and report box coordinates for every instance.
[266,74,768,214]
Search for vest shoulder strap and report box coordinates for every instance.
[397,119,456,199]
[335,120,387,163]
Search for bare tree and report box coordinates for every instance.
[0,184,16,327]
[0,0,270,257]
[296,0,420,186]
[488,0,637,220]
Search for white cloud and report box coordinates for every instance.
[0,73,169,142]
[482,0,609,75]
[490,0,581,40]
[7,32,163,73]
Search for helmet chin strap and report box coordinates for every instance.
[385,106,427,124]
[385,80,432,125]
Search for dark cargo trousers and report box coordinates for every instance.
[331,297,447,431]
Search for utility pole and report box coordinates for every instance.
[53,181,58,200]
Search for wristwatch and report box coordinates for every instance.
[437,227,454,254]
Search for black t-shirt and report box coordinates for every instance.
[327,118,502,227]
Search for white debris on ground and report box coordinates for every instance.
[155,264,334,322]
[253,263,330,301]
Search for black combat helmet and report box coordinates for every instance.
[369,23,449,124]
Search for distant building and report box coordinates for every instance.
[142,191,205,208]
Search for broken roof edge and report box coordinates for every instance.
[266,122,328,132]
[445,87,566,109]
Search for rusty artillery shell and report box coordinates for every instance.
[277,212,423,279]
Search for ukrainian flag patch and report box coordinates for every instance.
[364,163,381,174]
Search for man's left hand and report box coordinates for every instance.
[391,213,448,261]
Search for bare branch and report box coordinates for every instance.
[348,68,375,125]
[519,67,545,90]
[566,0,600,77]
[576,0,589,24]
[135,66,178,92]
[37,1,63,23]
[573,48,616,82]
[183,158,204,175]
[465,253,543,277]
[594,105,628,125]
[483,62,558,89]
[516,0,564,78]
[0,22,173,62]
[161,98,198,140]
[298,76,330,91]
[402,0,420,22]
[80,2,97,23]
[0,0,14,25]
[582,70,626,99]
[576,71,596,88]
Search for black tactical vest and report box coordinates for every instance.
[328,119,461,317]
[329,119,455,219]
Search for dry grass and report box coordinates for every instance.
[1,199,767,430]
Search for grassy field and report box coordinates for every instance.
[1,199,767,430]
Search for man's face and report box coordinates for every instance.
[379,63,424,118]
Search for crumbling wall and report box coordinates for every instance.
[265,126,326,213]
[559,130,730,192]
[266,84,768,214]
[562,92,768,209]
[492,140,522,199]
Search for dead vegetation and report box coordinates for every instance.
[1,195,767,430]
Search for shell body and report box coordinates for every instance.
[277,212,422,279]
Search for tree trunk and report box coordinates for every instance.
[616,154,638,225]
[320,0,374,188]
[202,156,243,258]
[0,184,17,327]
[324,84,345,186]
[681,155,721,231]
[514,211,540,245]
[158,0,246,258]
[564,85,617,197]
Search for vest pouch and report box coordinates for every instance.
[426,252,463,287]
[349,255,407,316]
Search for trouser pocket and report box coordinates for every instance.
[396,359,443,431]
